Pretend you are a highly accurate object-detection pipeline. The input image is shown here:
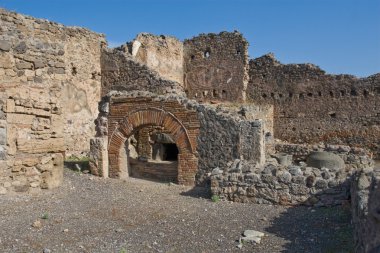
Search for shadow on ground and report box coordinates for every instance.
[180,186,212,199]
[265,205,354,253]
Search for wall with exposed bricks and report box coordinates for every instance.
[92,91,266,186]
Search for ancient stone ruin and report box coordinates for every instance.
[0,8,379,252]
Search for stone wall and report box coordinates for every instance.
[211,143,373,206]
[0,86,64,194]
[351,166,380,253]
[0,8,105,157]
[247,53,380,159]
[183,31,249,102]
[126,33,184,85]
[101,48,184,97]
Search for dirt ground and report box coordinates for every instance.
[0,168,354,253]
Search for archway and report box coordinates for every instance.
[108,107,198,185]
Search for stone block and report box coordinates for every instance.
[0,40,12,51]
[17,138,65,153]
[16,61,33,70]
[7,113,35,124]
[0,128,5,145]
[0,53,14,68]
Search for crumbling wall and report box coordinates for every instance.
[183,31,249,102]
[248,53,380,158]
[101,48,184,97]
[351,166,380,253]
[126,33,184,85]
[0,8,104,193]
[211,143,374,206]
[0,8,105,157]
[0,87,64,194]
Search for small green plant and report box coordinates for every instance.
[211,195,220,203]
[41,213,49,219]
[119,248,127,253]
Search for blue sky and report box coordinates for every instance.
[1,0,379,77]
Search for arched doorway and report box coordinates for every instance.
[127,127,180,182]
[107,106,198,185]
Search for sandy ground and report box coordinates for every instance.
[0,168,354,253]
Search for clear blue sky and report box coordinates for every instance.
[1,0,379,77]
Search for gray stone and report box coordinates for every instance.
[358,173,370,190]
[16,61,33,70]
[315,179,328,189]
[290,184,309,195]
[14,41,27,54]
[306,151,345,170]
[278,171,292,183]
[0,40,12,51]
[288,165,302,176]
[33,59,45,69]
[243,230,265,237]
[292,176,305,184]
[0,128,5,145]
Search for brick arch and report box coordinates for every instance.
[108,107,198,185]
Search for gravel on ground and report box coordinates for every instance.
[0,168,354,253]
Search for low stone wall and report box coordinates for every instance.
[211,143,374,206]
[351,166,380,253]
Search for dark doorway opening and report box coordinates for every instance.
[163,143,179,161]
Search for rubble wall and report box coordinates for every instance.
[351,166,380,253]
[101,48,184,97]
[247,54,380,159]
[126,33,184,85]
[183,32,249,102]
[211,143,374,206]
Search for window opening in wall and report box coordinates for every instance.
[363,89,369,97]
[191,55,195,60]
[318,91,322,96]
[262,93,267,99]
[279,93,283,98]
[203,90,208,97]
[307,93,313,97]
[236,48,241,55]
[330,91,334,97]
[340,90,346,96]
[212,89,218,98]
[289,92,293,98]
[299,93,304,99]
[270,93,275,98]
[351,89,358,96]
